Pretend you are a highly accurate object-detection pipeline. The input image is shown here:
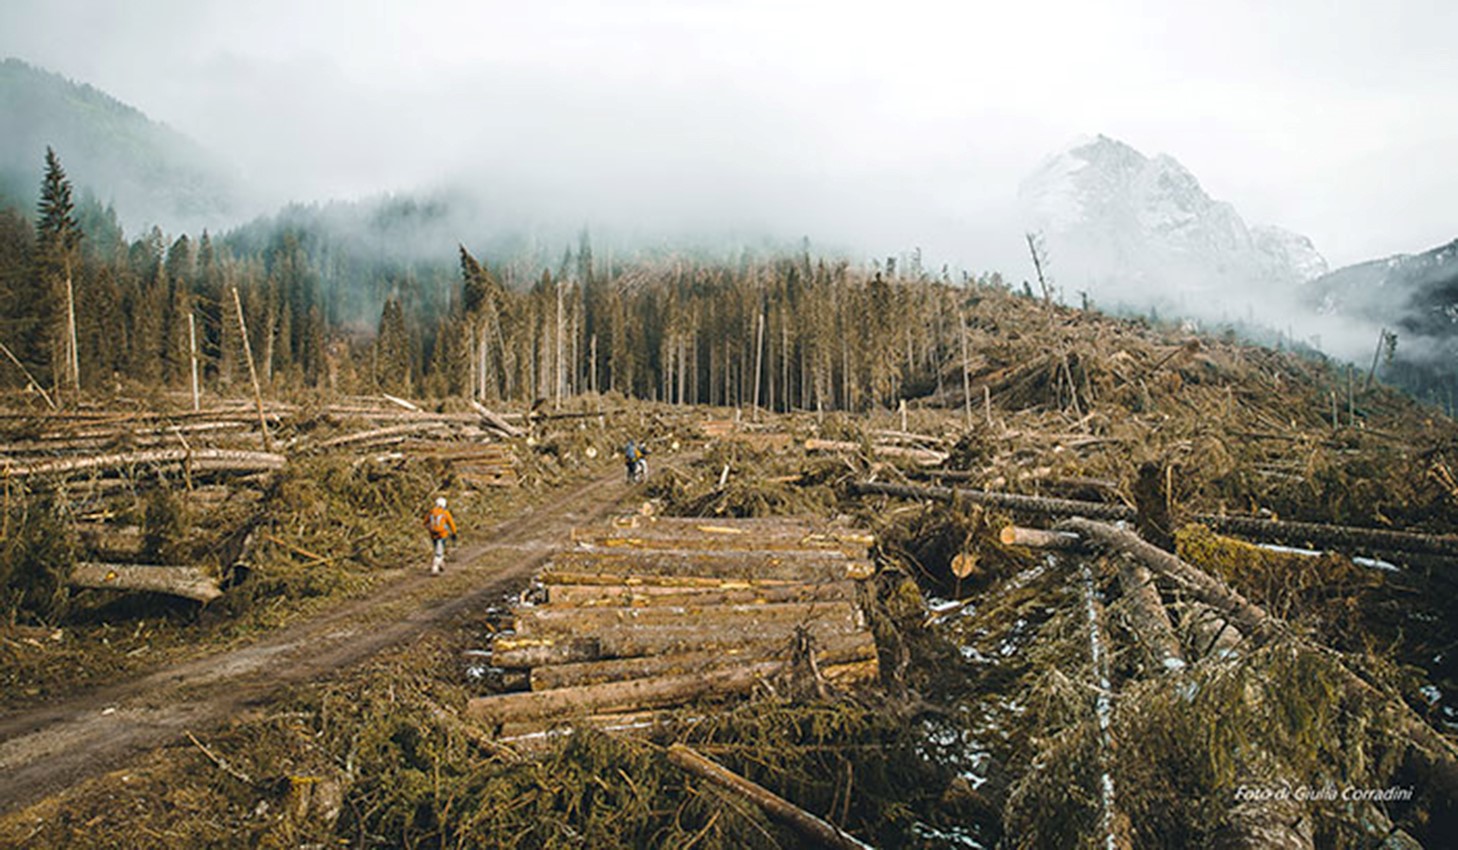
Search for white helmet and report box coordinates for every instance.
[435,497,447,508]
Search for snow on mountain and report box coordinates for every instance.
[1019,135,1326,310]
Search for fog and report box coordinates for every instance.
[4,0,1456,283]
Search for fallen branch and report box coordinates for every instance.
[667,744,876,850]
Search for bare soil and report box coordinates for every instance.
[0,464,645,817]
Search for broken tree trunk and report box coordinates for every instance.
[667,744,875,850]
[854,480,1137,522]
[69,562,222,603]
[529,631,877,691]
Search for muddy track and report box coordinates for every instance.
[0,464,649,817]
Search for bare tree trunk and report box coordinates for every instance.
[188,311,200,411]
[753,310,765,420]
[231,287,272,451]
[65,258,80,396]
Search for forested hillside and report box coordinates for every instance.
[0,58,237,230]
[0,150,983,413]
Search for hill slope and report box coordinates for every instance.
[0,58,238,230]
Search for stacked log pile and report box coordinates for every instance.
[467,516,881,737]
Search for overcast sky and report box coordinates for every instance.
[3,0,1455,272]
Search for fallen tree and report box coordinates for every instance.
[3,448,285,480]
[68,562,222,604]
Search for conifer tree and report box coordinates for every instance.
[33,147,82,392]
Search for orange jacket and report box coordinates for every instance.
[425,506,457,540]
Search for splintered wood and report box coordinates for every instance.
[467,516,880,736]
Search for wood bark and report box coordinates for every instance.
[542,579,856,609]
[69,562,222,603]
[538,570,801,589]
[548,549,873,582]
[3,448,286,479]
[667,744,875,850]
[855,481,1137,522]
[490,616,862,668]
[513,600,860,637]
[469,661,784,725]
[529,631,876,691]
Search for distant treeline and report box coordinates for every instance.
[0,149,991,411]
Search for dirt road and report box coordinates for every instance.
[0,465,645,817]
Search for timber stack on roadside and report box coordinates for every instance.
[468,516,882,738]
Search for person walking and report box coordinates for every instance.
[424,496,457,575]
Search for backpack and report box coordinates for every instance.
[428,508,450,536]
[624,442,641,463]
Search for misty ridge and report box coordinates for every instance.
[1,56,1456,409]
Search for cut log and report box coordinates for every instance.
[69,562,222,603]
[572,525,873,557]
[529,631,877,690]
[667,744,875,850]
[999,525,1086,551]
[542,579,857,608]
[468,661,783,725]
[513,600,861,637]
[539,571,801,589]
[3,448,285,480]
[854,481,1137,522]
[550,549,873,581]
[490,616,863,668]
[471,660,876,728]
